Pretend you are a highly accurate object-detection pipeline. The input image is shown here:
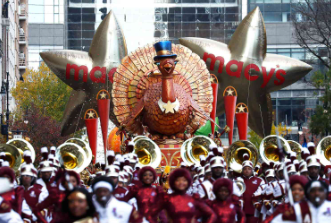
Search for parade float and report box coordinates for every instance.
[38,7,313,173]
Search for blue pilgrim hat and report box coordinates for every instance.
[153,41,177,61]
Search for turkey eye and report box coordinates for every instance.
[174,61,178,65]
[155,62,160,66]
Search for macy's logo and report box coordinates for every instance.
[65,64,116,83]
[203,52,286,88]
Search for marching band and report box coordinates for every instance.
[0,135,331,223]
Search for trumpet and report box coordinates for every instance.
[316,136,331,166]
[259,135,291,165]
[227,140,258,173]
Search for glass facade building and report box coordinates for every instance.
[28,0,65,69]
[153,0,241,43]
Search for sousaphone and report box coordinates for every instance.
[316,136,331,166]
[260,135,291,165]
[7,138,35,164]
[65,138,92,167]
[56,142,88,173]
[181,135,216,165]
[287,140,302,160]
[227,140,258,173]
[132,136,161,169]
[0,144,22,171]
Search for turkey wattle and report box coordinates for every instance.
[112,41,215,138]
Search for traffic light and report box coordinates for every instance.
[99,7,107,20]
[8,131,12,139]
[1,124,8,135]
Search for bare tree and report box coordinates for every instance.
[292,0,331,68]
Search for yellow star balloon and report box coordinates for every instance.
[40,12,127,136]
[179,7,312,137]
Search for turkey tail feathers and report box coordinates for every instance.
[112,43,213,134]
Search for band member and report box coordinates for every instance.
[91,176,142,223]
[241,158,264,223]
[123,166,163,222]
[307,155,329,184]
[25,160,54,222]
[67,170,81,188]
[263,175,308,223]
[198,156,241,201]
[0,177,23,223]
[20,151,38,222]
[148,168,217,223]
[55,188,98,223]
[0,166,24,216]
[207,178,245,223]
[273,180,331,222]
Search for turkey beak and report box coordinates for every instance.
[164,63,173,73]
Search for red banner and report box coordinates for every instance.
[85,119,98,164]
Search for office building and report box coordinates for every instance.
[28,0,65,70]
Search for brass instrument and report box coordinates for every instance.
[287,140,302,160]
[7,138,35,164]
[181,136,216,165]
[65,138,92,168]
[180,138,193,165]
[132,137,161,168]
[0,144,22,171]
[235,178,246,195]
[56,143,87,173]
[227,140,258,173]
[259,135,291,165]
[316,136,331,166]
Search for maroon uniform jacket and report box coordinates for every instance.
[123,184,163,222]
[24,177,56,223]
[148,192,217,223]
[207,199,245,223]
[242,176,263,215]
[25,183,48,223]
[0,186,24,215]
[113,185,128,201]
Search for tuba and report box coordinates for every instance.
[0,144,22,171]
[132,136,161,168]
[316,136,331,166]
[56,142,88,173]
[181,136,216,165]
[287,140,302,160]
[65,138,92,167]
[260,135,291,165]
[227,140,258,173]
[7,138,35,164]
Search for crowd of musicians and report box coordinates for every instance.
[0,141,331,223]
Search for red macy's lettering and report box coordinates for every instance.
[66,64,116,83]
[203,53,286,88]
